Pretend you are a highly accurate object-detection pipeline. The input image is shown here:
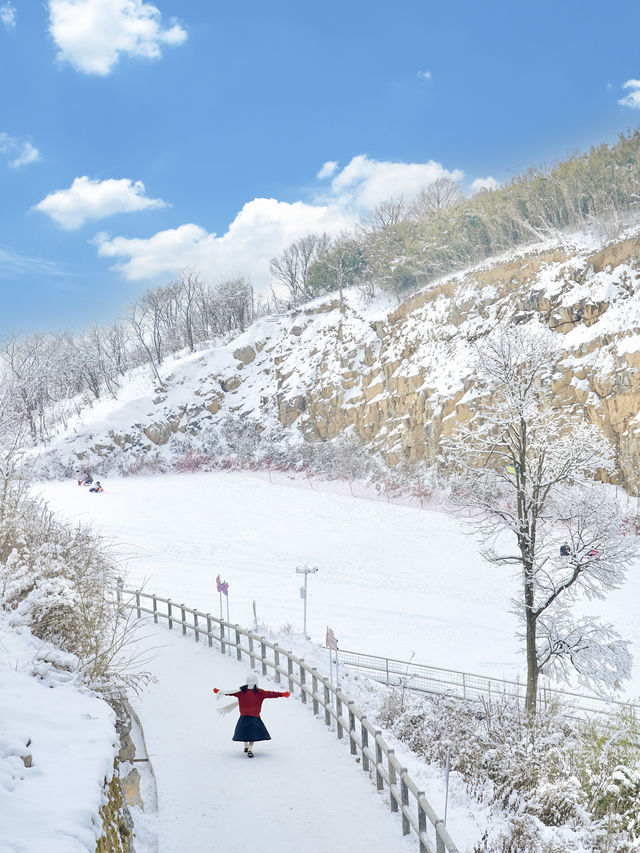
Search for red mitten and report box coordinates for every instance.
[213,688,220,693]
[283,691,290,697]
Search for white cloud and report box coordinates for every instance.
[618,79,640,109]
[417,70,432,81]
[94,197,354,285]
[0,244,67,277]
[1,2,16,30]
[317,160,338,180]
[322,154,464,210]
[470,176,499,194]
[10,141,40,168]
[34,176,167,229]
[0,133,40,168]
[92,154,465,295]
[48,0,187,76]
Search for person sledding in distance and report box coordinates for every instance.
[213,673,289,757]
[89,481,103,493]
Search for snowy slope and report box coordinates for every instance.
[0,612,117,853]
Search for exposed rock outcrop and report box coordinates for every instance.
[47,230,640,489]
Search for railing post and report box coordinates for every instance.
[388,750,398,812]
[312,669,319,715]
[152,594,158,624]
[261,640,267,676]
[180,604,186,636]
[361,719,369,771]
[235,626,242,661]
[375,731,383,790]
[135,591,141,619]
[417,793,427,853]
[462,672,466,700]
[336,695,343,739]
[401,770,409,835]
[435,821,446,853]
[206,614,212,647]
[324,684,331,727]
[194,611,199,642]
[287,656,294,693]
[220,618,226,654]
[249,636,255,668]
[349,704,356,755]
[300,662,306,704]
[274,645,280,683]
[116,578,123,607]
[167,599,173,630]
[386,657,389,685]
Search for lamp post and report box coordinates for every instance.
[296,565,318,638]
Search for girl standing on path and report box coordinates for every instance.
[213,673,289,757]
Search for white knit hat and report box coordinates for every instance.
[246,672,258,687]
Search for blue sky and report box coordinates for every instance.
[1,0,640,335]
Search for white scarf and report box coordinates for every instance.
[216,686,240,716]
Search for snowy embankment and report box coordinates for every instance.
[0,612,117,853]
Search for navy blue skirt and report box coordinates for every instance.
[233,715,271,742]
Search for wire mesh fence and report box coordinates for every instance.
[337,649,639,721]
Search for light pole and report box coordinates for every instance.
[296,565,318,638]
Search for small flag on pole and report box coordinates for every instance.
[326,626,338,651]
[216,574,229,596]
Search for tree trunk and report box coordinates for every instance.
[524,577,538,715]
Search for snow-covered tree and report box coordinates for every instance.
[444,324,635,714]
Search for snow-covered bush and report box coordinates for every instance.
[0,484,146,700]
[379,687,640,850]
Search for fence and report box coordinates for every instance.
[119,587,460,853]
[336,650,640,722]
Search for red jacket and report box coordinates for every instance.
[229,688,287,717]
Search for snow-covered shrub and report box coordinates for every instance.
[574,706,640,850]
[0,485,146,699]
[485,816,567,853]
[379,687,640,849]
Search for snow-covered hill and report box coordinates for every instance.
[32,225,640,492]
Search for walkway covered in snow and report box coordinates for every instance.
[132,622,417,853]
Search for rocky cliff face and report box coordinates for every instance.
[47,230,640,488]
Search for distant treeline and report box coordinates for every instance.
[270,130,640,305]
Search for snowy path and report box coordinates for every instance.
[132,621,417,853]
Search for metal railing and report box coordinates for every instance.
[119,588,460,853]
[336,649,640,721]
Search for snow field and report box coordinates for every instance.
[36,470,640,698]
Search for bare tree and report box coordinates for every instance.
[125,302,165,388]
[269,233,331,305]
[360,196,408,231]
[408,177,464,219]
[444,324,635,714]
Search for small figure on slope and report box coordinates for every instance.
[213,673,289,758]
[89,481,103,493]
